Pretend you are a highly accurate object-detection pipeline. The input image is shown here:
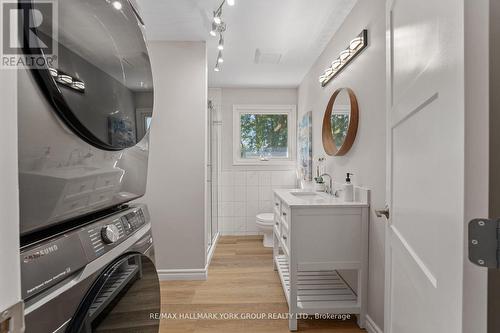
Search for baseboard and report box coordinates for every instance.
[157,234,220,282]
[365,315,383,333]
[157,268,207,281]
[207,232,220,267]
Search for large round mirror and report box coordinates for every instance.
[322,88,359,156]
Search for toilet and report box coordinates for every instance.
[256,213,275,247]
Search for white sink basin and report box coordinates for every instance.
[291,192,324,199]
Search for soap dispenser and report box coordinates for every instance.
[343,173,354,202]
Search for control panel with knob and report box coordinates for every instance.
[101,224,120,244]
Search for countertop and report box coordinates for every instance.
[273,188,370,208]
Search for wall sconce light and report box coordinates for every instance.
[51,68,85,93]
[319,29,368,87]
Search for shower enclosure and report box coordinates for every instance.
[207,100,221,253]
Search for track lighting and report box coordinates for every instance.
[210,22,217,36]
[213,14,222,25]
[112,1,122,10]
[210,0,235,72]
[319,29,368,87]
[218,35,224,50]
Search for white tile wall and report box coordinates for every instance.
[219,169,297,235]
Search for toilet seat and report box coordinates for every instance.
[256,213,274,226]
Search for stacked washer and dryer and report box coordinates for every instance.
[17,0,160,332]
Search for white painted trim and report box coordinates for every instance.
[366,315,383,333]
[232,104,297,166]
[207,232,220,266]
[157,268,207,281]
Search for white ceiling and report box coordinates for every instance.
[136,0,357,88]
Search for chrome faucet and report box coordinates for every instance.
[320,173,333,195]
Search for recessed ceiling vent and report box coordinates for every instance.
[254,49,282,64]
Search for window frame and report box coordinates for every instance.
[233,104,297,166]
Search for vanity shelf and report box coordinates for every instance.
[274,255,358,312]
[272,187,370,331]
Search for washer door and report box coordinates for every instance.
[25,0,154,150]
[66,254,160,332]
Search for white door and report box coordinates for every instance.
[384,0,465,332]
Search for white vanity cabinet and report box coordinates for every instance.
[272,188,370,331]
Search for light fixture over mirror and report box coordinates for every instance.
[322,88,359,156]
[319,30,368,87]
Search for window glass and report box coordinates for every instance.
[145,116,152,131]
[240,114,289,160]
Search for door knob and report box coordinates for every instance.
[375,205,390,219]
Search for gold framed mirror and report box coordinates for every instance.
[322,88,359,156]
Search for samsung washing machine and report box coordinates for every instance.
[18,0,155,243]
[21,204,161,333]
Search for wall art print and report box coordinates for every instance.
[298,111,313,181]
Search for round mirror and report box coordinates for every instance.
[322,88,359,156]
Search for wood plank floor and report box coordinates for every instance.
[159,236,365,333]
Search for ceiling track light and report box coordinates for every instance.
[213,10,222,24]
[211,0,235,72]
[319,29,368,87]
[218,34,224,50]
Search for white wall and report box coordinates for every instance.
[144,41,208,278]
[0,70,21,313]
[215,88,298,235]
[297,0,386,329]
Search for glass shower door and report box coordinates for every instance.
[207,100,220,252]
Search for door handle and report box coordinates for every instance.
[375,205,390,219]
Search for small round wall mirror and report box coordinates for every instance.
[322,88,359,156]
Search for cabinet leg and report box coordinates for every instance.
[289,316,297,331]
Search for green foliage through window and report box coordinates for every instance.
[331,113,349,148]
[240,114,288,159]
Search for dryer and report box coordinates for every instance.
[21,204,160,333]
[18,0,155,241]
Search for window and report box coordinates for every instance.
[145,116,152,131]
[135,108,153,139]
[233,105,296,165]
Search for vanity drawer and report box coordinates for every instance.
[280,226,290,250]
[273,195,281,211]
[281,204,290,224]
